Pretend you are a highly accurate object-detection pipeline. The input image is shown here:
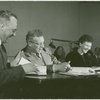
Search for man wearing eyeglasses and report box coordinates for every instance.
[0,10,38,98]
[11,29,71,75]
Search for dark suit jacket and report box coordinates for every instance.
[66,48,97,67]
[12,46,54,73]
[0,44,25,98]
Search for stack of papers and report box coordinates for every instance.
[27,66,47,76]
[59,67,96,76]
[92,67,100,74]
[18,57,47,76]
[18,57,31,65]
[92,67,100,71]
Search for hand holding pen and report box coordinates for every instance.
[64,61,72,72]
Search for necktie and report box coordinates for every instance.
[36,53,41,58]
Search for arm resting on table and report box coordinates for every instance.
[0,66,25,87]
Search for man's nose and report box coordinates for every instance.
[13,33,16,36]
[40,43,44,48]
[88,46,91,50]
[9,33,16,38]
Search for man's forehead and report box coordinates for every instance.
[83,41,92,46]
[9,16,17,28]
[0,17,7,23]
[33,36,44,42]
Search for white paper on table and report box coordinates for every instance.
[92,67,100,71]
[18,57,31,65]
[59,67,95,76]
[92,67,100,74]
[27,66,47,75]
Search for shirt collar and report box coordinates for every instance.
[0,39,2,46]
[24,46,42,58]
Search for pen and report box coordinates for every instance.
[65,61,72,72]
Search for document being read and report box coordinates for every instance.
[18,57,31,65]
[59,67,95,76]
[18,57,47,75]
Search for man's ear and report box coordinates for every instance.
[28,41,32,47]
[0,18,9,30]
[0,23,4,30]
[79,43,82,47]
[0,23,8,32]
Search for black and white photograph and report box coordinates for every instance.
[0,1,100,99]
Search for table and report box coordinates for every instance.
[20,72,100,99]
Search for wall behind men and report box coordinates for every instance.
[0,2,100,59]
[79,2,100,48]
[0,1,80,58]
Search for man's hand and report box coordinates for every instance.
[88,68,95,73]
[51,56,61,64]
[31,64,47,75]
[53,62,72,72]
[21,63,36,74]
[64,61,72,72]
[22,64,47,75]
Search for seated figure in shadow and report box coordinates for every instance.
[65,34,97,67]
[93,47,100,66]
[11,29,71,74]
[54,46,66,63]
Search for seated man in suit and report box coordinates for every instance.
[11,29,71,74]
[65,34,97,67]
[0,10,36,98]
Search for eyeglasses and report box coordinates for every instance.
[30,41,45,46]
[12,29,17,33]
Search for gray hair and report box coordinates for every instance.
[0,10,17,20]
[26,29,43,42]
